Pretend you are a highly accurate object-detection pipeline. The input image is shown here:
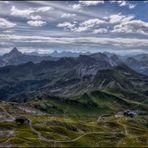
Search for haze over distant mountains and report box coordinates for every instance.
[0,47,58,67]
[0,48,148,76]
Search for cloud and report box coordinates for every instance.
[27,20,46,27]
[112,19,148,35]
[107,13,145,35]
[61,13,76,18]
[128,4,136,9]
[36,7,53,12]
[93,28,108,34]
[109,13,134,24]
[30,15,42,20]
[11,6,51,27]
[79,1,104,6]
[57,22,76,30]
[117,1,127,7]
[71,0,135,11]
[71,0,104,10]
[0,1,9,4]
[11,6,53,18]
[75,18,107,32]
[1,34,148,49]
[0,18,16,29]
[71,4,82,10]
[57,13,148,35]
[57,18,107,33]
[80,18,106,27]
[110,0,136,9]
[11,6,34,17]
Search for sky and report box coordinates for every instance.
[0,0,148,55]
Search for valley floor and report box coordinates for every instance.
[0,101,147,147]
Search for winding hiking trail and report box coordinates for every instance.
[29,118,118,144]
[0,102,120,146]
[116,117,134,147]
[29,119,51,143]
[117,118,129,137]
[0,103,107,145]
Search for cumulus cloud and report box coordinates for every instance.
[57,18,107,33]
[71,4,82,10]
[117,1,127,7]
[11,6,34,17]
[128,4,136,9]
[57,13,135,33]
[110,0,136,9]
[109,13,134,24]
[79,1,104,6]
[109,13,148,35]
[0,18,16,29]
[71,0,104,10]
[27,20,46,27]
[61,13,76,18]
[57,22,76,30]
[112,19,148,35]
[57,13,148,36]
[74,18,107,32]
[11,6,52,18]
[11,6,51,27]
[71,0,135,11]
[80,18,106,27]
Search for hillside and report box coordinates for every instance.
[124,54,148,76]
[0,100,147,147]
[0,56,147,102]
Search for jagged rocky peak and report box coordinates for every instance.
[9,47,22,55]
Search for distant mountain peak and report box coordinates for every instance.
[9,47,22,55]
[2,47,23,60]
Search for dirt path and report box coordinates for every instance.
[29,119,117,144]
[29,119,52,143]
[0,102,119,145]
[116,117,132,147]
[0,103,105,145]
[0,105,13,118]
[117,118,129,136]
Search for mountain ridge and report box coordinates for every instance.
[0,53,147,102]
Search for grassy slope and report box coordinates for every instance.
[0,88,147,147]
[26,89,147,117]
[0,101,147,147]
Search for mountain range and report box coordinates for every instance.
[0,49,147,103]
[124,54,148,76]
[0,48,148,76]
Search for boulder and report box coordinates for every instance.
[15,116,30,125]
